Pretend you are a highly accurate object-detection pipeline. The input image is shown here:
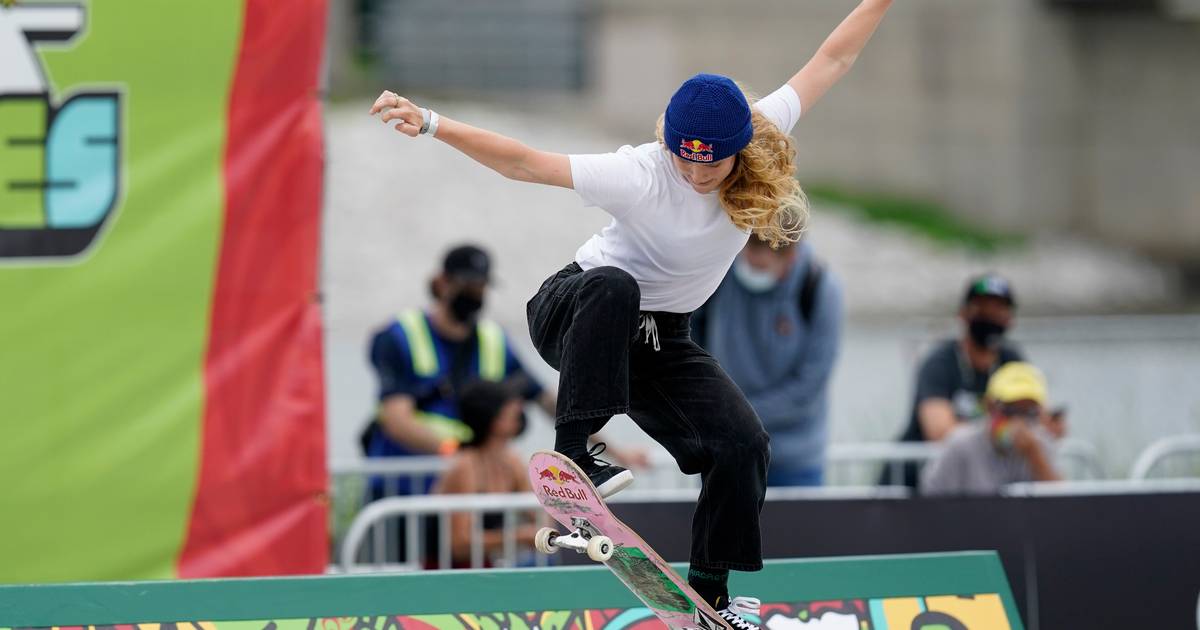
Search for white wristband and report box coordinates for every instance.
[427,110,440,137]
[418,107,431,134]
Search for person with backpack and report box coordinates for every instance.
[692,237,843,487]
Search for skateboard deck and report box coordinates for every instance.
[529,450,732,630]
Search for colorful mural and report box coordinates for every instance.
[760,594,1011,629]
[2,593,1011,630]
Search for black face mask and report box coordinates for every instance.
[449,292,484,323]
[968,318,1007,349]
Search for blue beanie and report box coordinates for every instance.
[664,73,753,163]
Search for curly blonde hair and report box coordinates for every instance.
[656,90,808,248]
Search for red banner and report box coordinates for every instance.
[181,0,328,577]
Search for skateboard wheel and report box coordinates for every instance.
[587,535,614,562]
[535,527,559,555]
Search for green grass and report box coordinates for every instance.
[804,182,1025,252]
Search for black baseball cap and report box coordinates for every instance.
[963,273,1016,307]
[442,244,491,283]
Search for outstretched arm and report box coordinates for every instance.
[369,91,573,188]
[787,0,893,112]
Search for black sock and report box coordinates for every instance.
[688,565,729,609]
[554,420,592,461]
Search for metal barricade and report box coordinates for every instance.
[328,455,706,562]
[825,438,1104,485]
[337,486,910,573]
[329,457,451,557]
[1056,438,1106,480]
[330,438,1104,566]
[338,492,550,572]
[1129,434,1200,480]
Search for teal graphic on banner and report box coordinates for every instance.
[0,0,122,259]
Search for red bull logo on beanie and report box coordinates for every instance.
[679,139,715,162]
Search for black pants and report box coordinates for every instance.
[527,262,770,571]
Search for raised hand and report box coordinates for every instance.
[369,90,423,136]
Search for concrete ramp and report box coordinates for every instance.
[0,552,1021,630]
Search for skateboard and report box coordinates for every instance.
[528,450,732,630]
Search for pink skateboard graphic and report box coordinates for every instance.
[529,450,731,630]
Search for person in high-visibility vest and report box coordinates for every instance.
[362,245,551,493]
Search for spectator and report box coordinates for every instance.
[431,380,540,568]
[361,243,552,496]
[920,362,1061,496]
[692,237,843,486]
[361,243,646,495]
[883,273,1023,487]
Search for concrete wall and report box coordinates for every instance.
[588,0,1200,263]
[1071,14,1200,260]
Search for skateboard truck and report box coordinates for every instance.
[534,517,615,562]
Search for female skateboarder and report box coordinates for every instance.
[370,2,893,625]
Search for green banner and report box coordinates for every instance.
[0,0,241,581]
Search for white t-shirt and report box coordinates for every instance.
[569,84,803,313]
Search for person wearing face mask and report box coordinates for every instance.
[361,244,553,483]
[919,362,1061,496]
[691,237,843,487]
[360,244,646,564]
[883,273,1025,488]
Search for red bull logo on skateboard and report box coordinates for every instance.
[679,139,714,162]
[538,466,589,501]
[542,484,589,501]
[538,465,580,485]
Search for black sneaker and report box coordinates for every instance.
[715,596,761,630]
[574,442,634,498]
